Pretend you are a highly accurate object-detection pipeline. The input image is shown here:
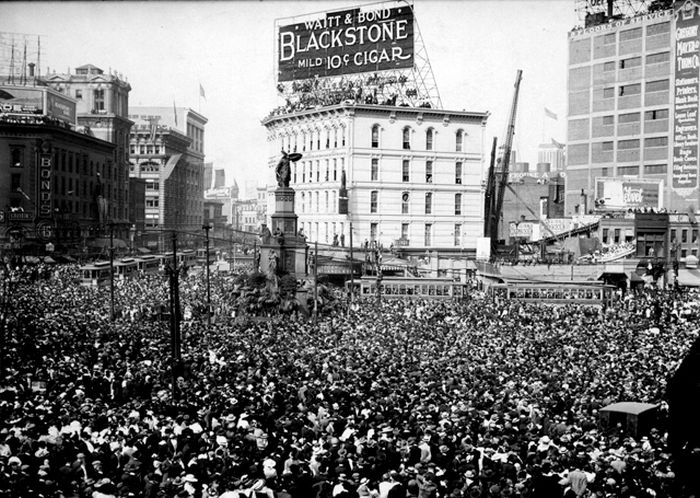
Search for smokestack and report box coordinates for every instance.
[607,0,614,17]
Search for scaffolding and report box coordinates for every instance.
[273,1,442,111]
[0,32,42,86]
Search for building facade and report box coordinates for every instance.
[42,64,133,232]
[0,93,117,256]
[128,107,207,250]
[565,7,700,214]
[262,103,488,255]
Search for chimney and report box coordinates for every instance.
[607,0,614,17]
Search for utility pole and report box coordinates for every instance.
[109,223,115,321]
[168,232,182,404]
[374,243,382,304]
[349,222,354,310]
[313,239,318,324]
[203,224,212,334]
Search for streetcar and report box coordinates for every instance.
[354,276,466,300]
[79,261,113,287]
[488,281,616,307]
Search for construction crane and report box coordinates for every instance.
[484,69,523,260]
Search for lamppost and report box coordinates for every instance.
[108,222,115,321]
[165,232,182,404]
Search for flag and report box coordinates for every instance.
[199,84,206,99]
[544,107,558,120]
[173,101,178,127]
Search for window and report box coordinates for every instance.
[455,193,462,215]
[302,163,306,183]
[341,127,346,146]
[619,112,640,123]
[371,125,380,148]
[619,84,641,96]
[425,161,433,183]
[645,164,667,174]
[456,130,464,152]
[645,109,669,120]
[603,33,616,44]
[325,160,329,181]
[10,173,21,191]
[693,229,698,243]
[371,158,379,181]
[455,162,462,184]
[645,137,668,147]
[603,115,614,126]
[603,61,616,72]
[302,132,307,152]
[402,160,410,182]
[94,89,105,111]
[370,223,378,241]
[603,87,615,98]
[424,223,432,246]
[426,128,434,150]
[402,127,411,149]
[401,192,409,214]
[293,164,297,184]
[333,129,337,148]
[316,161,320,182]
[325,191,329,212]
[300,192,305,213]
[646,51,670,64]
[316,131,321,150]
[425,193,432,214]
[10,146,23,168]
[325,130,330,149]
[401,223,409,240]
[333,159,337,181]
[370,190,378,213]
[618,139,640,149]
[619,57,641,69]
[601,141,614,151]
[682,229,688,243]
[454,224,462,247]
[614,228,621,243]
[620,27,642,41]
[602,228,609,244]
[646,80,669,92]
[75,89,82,99]
[647,22,670,36]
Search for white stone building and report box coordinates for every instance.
[262,103,488,255]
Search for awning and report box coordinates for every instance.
[136,247,151,254]
[677,269,700,287]
[600,401,658,416]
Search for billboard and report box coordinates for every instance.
[0,86,76,124]
[594,177,663,211]
[277,1,414,82]
[673,0,700,195]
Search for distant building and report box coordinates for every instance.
[262,103,488,255]
[537,140,565,172]
[128,106,208,250]
[42,64,133,234]
[501,174,566,243]
[203,162,213,191]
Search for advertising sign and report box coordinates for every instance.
[277,1,414,82]
[46,91,76,123]
[0,86,76,124]
[38,152,53,218]
[568,10,671,39]
[595,177,663,210]
[673,0,700,195]
[509,221,534,239]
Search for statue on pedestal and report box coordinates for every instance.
[275,150,303,188]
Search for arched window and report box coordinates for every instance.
[301,131,307,152]
[401,192,409,214]
[456,129,465,152]
[425,192,432,214]
[300,192,305,213]
[324,191,329,212]
[426,128,434,150]
[371,124,380,148]
[332,190,337,212]
[402,127,411,149]
[425,161,433,183]
[315,191,320,212]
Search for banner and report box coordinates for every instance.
[277,2,414,82]
[673,0,700,195]
[0,86,76,124]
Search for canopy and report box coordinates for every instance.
[677,269,700,287]
[600,402,658,415]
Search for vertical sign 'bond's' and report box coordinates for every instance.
[673,0,700,194]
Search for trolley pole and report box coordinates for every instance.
[109,223,115,321]
[313,240,318,324]
[203,224,212,334]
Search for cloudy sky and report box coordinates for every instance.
[1,1,578,197]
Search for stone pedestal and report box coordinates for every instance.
[260,187,308,276]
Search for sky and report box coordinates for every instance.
[1,0,579,198]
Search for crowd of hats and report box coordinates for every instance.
[0,263,697,497]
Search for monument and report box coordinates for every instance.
[259,151,308,277]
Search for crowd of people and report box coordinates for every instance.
[0,262,698,497]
